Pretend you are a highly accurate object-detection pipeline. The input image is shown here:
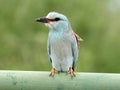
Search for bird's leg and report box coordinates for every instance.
[68,67,76,77]
[49,68,56,77]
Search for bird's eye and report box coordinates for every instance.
[54,18,61,21]
[47,18,61,22]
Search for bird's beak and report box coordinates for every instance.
[36,17,49,23]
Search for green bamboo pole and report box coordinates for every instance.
[0,70,120,90]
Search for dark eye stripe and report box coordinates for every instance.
[47,18,61,22]
[54,18,60,21]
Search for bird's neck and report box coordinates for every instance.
[49,28,64,37]
[49,28,72,40]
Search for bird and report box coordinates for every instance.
[36,12,83,77]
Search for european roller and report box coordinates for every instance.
[36,12,83,77]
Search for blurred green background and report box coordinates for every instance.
[0,0,120,73]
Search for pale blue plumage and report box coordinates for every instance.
[46,12,78,72]
[72,35,78,70]
[36,12,79,73]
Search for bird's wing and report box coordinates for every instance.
[72,31,83,50]
[47,39,52,64]
[72,31,83,70]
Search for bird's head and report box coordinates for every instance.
[36,12,71,31]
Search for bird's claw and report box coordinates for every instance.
[68,67,76,78]
[49,68,56,78]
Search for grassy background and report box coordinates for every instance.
[0,0,120,73]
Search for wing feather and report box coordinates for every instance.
[48,39,52,64]
[72,31,83,70]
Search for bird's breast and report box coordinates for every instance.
[49,32,72,60]
[48,31,74,71]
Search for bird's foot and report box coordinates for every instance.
[49,68,56,77]
[68,67,76,78]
